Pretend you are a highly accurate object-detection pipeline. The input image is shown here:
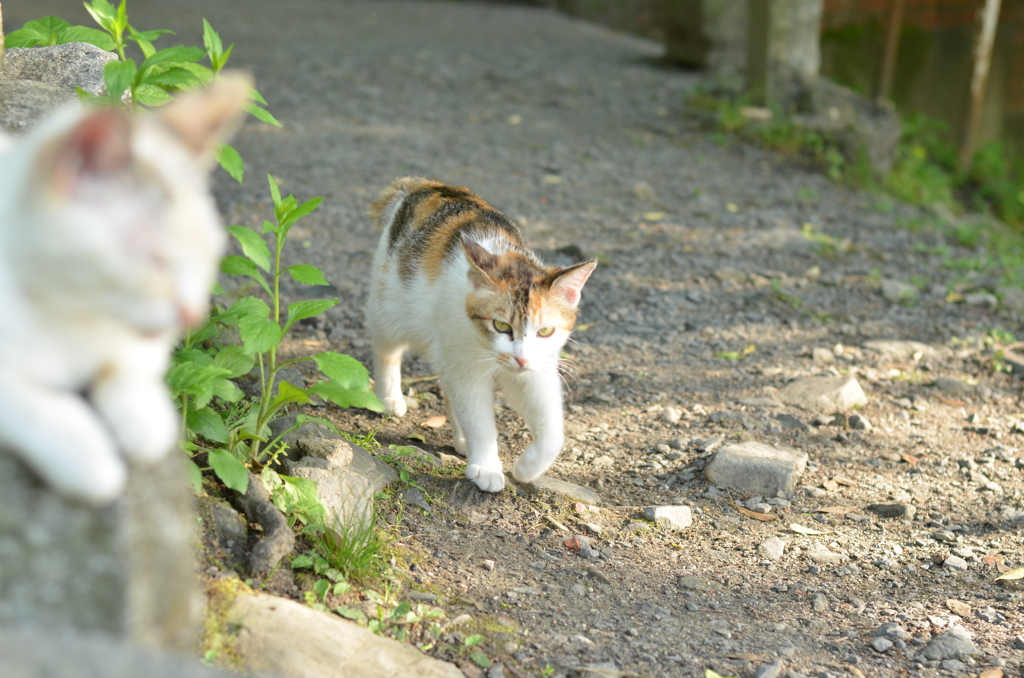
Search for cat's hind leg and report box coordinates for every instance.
[372,342,407,417]
[0,374,126,504]
[444,394,468,455]
[499,367,565,484]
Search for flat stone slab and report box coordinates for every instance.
[227,593,464,678]
[287,466,374,531]
[1,43,116,96]
[778,375,867,411]
[921,627,978,660]
[521,476,600,505]
[643,506,692,530]
[703,441,808,496]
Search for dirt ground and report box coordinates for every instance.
[14,1,1024,676]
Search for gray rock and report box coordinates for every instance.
[871,622,910,640]
[965,292,998,310]
[811,592,827,612]
[759,536,787,560]
[862,340,934,362]
[348,447,399,493]
[676,575,713,591]
[1,43,116,96]
[754,658,785,678]
[806,78,902,173]
[998,286,1024,313]
[402,487,430,512]
[704,441,808,496]
[921,627,979,660]
[881,279,919,304]
[0,448,199,650]
[197,496,247,545]
[933,377,974,395]
[288,466,374,531]
[941,659,968,672]
[866,503,916,519]
[943,555,969,571]
[295,437,354,468]
[870,637,893,653]
[778,375,868,411]
[0,625,231,678]
[238,367,305,400]
[661,406,682,424]
[806,542,848,565]
[775,413,809,430]
[848,413,872,431]
[226,593,464,678]
[642,505,692,530]
[0,80,74,135]
[520,475,600,505]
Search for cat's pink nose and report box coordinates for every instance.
[515,356,529,368]
[178,304,201,328]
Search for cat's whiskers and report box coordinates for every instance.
[556,358,579,389]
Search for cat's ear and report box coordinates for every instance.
[548,260,596,308]
[461,234,498,290]
[52,109,134,191]
[157,72,252,163]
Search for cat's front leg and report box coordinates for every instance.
[90,339,177,464]
[371,342,407,418]
[0,373,126,504]
[443,374,503,492]
[499,367,565,484]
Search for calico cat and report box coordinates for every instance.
[367,178,596,492]
[0,77,250,505]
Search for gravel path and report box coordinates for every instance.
[16,2,1024,677]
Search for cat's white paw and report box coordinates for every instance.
[511,451,549,485]
[466,463,505,492]
[382,396,407,417]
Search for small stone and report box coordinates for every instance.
[654,443,672,454]
[811,592,828,612]
[943,555,969,571]
[881,279,919,304]
[662,407,682,424]
[965,292,998,309]
[759,537,787,560]
[774,414,809,431]
[483,560,495,572]
[521,476,600,505]
[487,664,506,678]
[704,442,808,496]
[921,627,979,660]
[934,377,974,395]
[401,487,430,512]
[807,543,848,565]
[945,599,972,617]
[941,659,968,672]
[976,606,1005,623]
[848,414,872,431]
[812,347,834,364]
[632,181,656,201]
[754,659,785,678]
[866,503,916,519]
[569,583,587,597]
[933,530,957,542]
[871,623,910,640]
[582,523,602,535]
[870,637,893,653]
[685,601,700,611]
[642,506,692,531]
[778,375,868,412]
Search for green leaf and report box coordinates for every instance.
[312,353,372,391]
[246,103,282,128]
[84,0,118,32]
[288,264,330,286]
[335,605,366,621]
[995,566,1024,581]
[8,16,70,46]
[132,83,175,107]
[284,299,337,333]
[174,61,215,88]
[103,59,136,100]
[469,652,491,668]
[216,144,245,185]
[187,406,229,444]
[239,316,284,355]
[269,380,312,414]
[250,87,269,106]
[313,578,330,602]
[56,25,116,50]
[227,225,271,272]
[267,174,283,208]
[217,296,270,327]
[271,475,326,525]
[211,378,245,403]
[129,27,174,42]
[291,554,315,569]
[464,634,485,647]
[308,381,384,412]
[140,45,206,71]
[183,457,203,494]
[220,255,271,296]
[142,66,199,89]
[212,344,256,378]
[208,449,249,493]
[280,197,325,231]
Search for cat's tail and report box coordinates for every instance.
[368,176,437,231]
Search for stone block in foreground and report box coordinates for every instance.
[703,441,808,496]
[778,375,867,411]
[227,593,464,678]
[643,506,692,530]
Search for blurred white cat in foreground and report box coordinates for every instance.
[0,77,250,505]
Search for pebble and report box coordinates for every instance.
[581,523,602,535]
[871,622,910,640]
[921,627,979,660]
[483,559,495,571]
[642,505,692,530]
[754,659,785,678]
[662,407,682,424]
[866,503,916,519]
[945,599,971,617]
[811,592,828,612]
[848,413,872,431]
[807,543,848,565]
[759,536,787,561]
[943,555,969,571]
[868,639,892,655]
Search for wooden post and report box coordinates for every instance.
[747,0,772,105]
[874,0,905,104]
[959,0,1002,168]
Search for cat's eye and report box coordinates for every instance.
[493,320,512,334]
[537,327,555,338]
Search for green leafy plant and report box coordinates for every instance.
[172,175,383,491]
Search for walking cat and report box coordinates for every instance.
[0,77,250,505]
[367,178,596,492]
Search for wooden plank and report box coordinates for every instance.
[873,0,906,104]
[747,0,772,105]
[959,0,1003,168]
